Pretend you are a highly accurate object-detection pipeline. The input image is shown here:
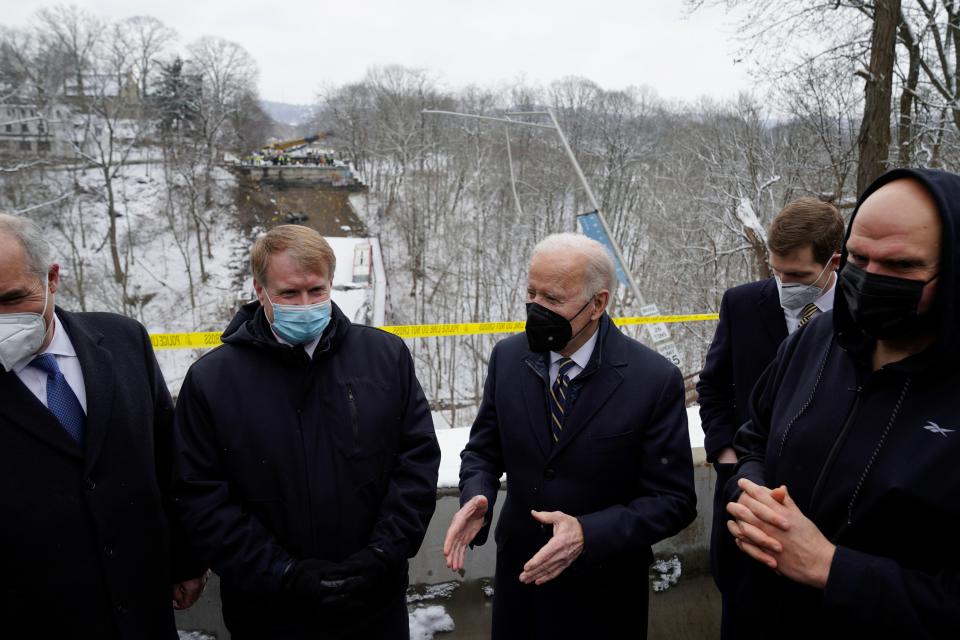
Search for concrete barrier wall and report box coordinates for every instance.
[177,450,720,638]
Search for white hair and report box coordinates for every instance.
[531,232,618,299]
[0,213,50,279]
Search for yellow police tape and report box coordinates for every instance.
[149,314,720,350]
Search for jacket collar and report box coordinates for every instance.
[57,308,115,472]
[222,299,351,366]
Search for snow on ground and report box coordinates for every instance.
[431,411,452,430]
[687,406,705,449]
[408,605,455,639]
[650,554,683,592]
[436,406,705,488]
[437,427,473,488]
[407,581,460,603]
[46,161,246,396]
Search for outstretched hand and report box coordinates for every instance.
[443,495,489,572]
[518,510,584,586]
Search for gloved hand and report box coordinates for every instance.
[282,558,364,602]
[323,546,391,596]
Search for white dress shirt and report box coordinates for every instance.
[13,312,88,414]
[783,274,837,335]
[549,326,600,386]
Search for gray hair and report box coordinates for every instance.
[0,213,51,279]
[531,232,618,299]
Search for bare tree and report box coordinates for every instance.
[65,21,149,285]
[186,36,259,162]
[857,0,901,193]
[33,5,103,109]
[115,16,176,102]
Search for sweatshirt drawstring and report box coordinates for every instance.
[777,337,835,459]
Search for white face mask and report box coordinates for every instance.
[776,260,832,311]
[0,281,50,372]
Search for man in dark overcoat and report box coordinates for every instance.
[0,213,205,639]
[445,232,696,639]
[697,198,844,636]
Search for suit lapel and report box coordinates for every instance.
[0,370,83,459]
[549,364,624,460]
[57,310,115,473]
[549,316,626,460]
[758,278,788,345]
[520,354,551,460]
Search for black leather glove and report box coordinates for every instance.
[323,546,390,596]
[282,558,364,602]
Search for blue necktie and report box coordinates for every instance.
[30,353,86,446]
[549,357,577,443]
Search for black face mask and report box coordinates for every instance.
[839,261,938,340]
[525,298,593,353]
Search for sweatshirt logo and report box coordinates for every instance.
[923,421,955,437]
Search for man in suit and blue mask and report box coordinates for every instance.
[444,232,696,639]
[0,213,206,639]
[172,224,440,639]
[697,198,845,638]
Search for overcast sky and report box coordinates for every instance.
[6,0,756,105]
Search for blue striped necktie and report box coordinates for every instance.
[549,357,577,443]
[30,353,86,446]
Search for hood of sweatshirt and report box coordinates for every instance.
[834,168,960,369]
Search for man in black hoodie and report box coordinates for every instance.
[724,169,960,639]
[172,225,440,639]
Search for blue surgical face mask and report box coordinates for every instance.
[264,291,332,344]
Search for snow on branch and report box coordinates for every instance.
[736,197,768,245]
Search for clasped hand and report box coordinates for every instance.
[726,478,836,589]
[284,548,388,606]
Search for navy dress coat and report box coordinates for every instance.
[459,314,697,639]
[0,308,197,640]
[696,278,786,608]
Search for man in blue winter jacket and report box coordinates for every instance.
[725,168,960,639]
[172,224,440,639]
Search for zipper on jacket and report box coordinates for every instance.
[833,376,912,540]
[808,383,863,517]
[776,337,835,459]
[346,383,359,450]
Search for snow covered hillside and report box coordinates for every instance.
[8,159,248,395]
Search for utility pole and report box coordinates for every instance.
[421,109,683,367]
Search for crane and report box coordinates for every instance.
[261,131,333,154]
